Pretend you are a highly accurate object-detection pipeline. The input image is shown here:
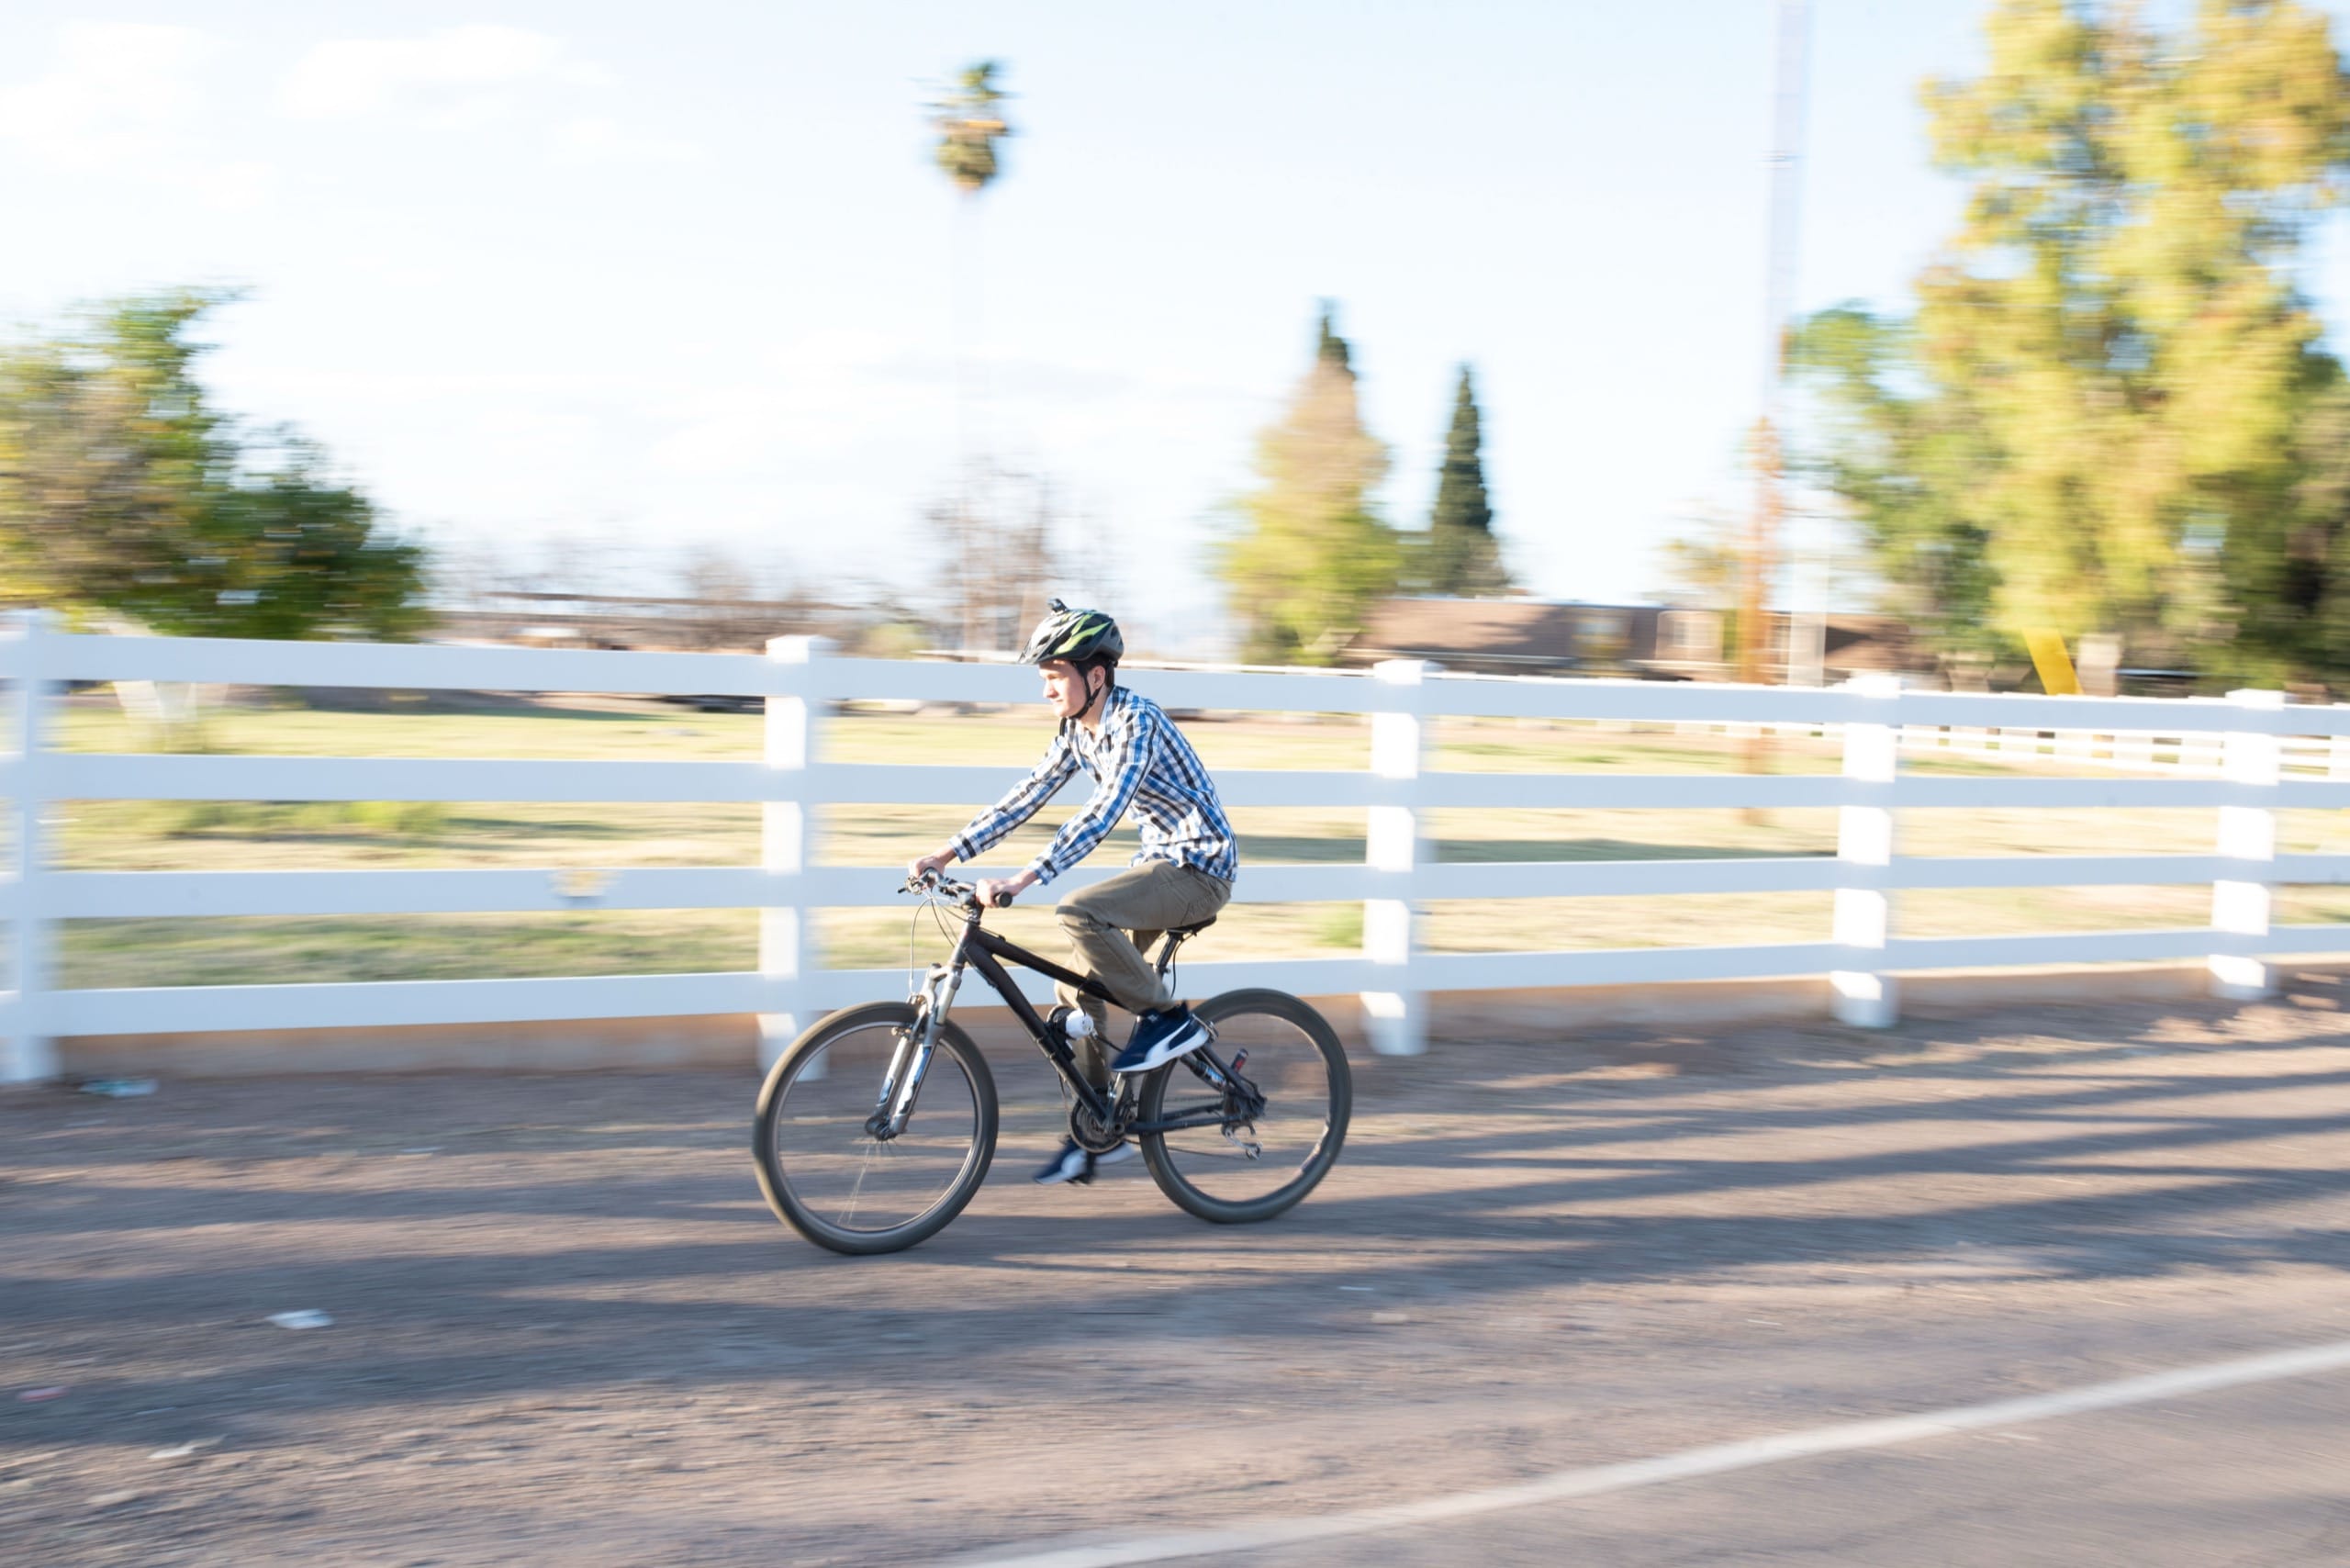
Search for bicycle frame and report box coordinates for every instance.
[880,887,1259,1142]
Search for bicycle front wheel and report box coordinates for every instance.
[753,1002,999,1255]
[1137,989,1350,1225]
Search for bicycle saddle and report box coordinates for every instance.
[1164,915,1218,937]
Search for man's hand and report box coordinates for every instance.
[906,848,957,884]
[974,869,1040,909]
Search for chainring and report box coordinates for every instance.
[1068,1098,1125,1154]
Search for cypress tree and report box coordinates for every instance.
[1431,366,1493,536]
[1422,364,1508,595]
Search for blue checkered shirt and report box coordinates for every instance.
[949,686,1239,887]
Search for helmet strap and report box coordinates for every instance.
[1076,661,1110,723]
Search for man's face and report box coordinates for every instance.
[1040,658,1096,719]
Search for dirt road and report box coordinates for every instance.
[7,986,2350,1564]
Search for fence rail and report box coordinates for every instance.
[1,614,2344,1082]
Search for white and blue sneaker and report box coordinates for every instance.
[1032,1136,1136,1185]
[1109,1004,1212,1075]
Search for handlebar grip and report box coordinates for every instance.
[989,890,1014,908]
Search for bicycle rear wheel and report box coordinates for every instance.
[753,1002,998,1255]
[1137,989,1349,1225]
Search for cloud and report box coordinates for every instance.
[192,159,274,213]
[549,116,699,167]
[0,22,211,171]
[0,23,276,210]
[281,26,610,123]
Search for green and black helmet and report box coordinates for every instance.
[1020,599,1124,667]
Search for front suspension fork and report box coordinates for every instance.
[867,961,965,1138]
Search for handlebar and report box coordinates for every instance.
[901,870,1014,908]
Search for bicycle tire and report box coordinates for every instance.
[753,1002,999,1255]
[1137,988,1350,1225]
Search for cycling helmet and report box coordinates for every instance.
[1020,599,1124,666]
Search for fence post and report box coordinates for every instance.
[1830,673,1901,1028]
[2210,687,2283,1002]
[760,636,830,1071]
[3,611,53,1084]
[1361,659,1429,1056]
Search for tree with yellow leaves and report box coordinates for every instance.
[1797,0,2350,681]
[1217,306,1404,665]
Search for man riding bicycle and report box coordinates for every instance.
[907,600,1238,1186]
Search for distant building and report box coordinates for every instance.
[433,590,866,654]
[1339,598,1926,684]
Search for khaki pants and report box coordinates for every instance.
[1055,860,1232,1087]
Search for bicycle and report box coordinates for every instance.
[752,871,1351,1254]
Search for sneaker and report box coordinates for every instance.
[1031,1136,1136,1185]
[1034,1137,1092,1185]
[1109,1004,1212,1075]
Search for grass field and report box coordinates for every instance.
[43,693,2350,990]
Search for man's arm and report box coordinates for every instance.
[908,731,1078,879]
[1019,711,1161,889]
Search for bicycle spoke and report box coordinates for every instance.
[765,1018,981,1237]
[837,1140,878,1229]
[1146,994,1341,1214]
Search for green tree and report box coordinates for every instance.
[0,291,426,639]
[1418,364,1509,596]
[1793,0,2350,679]
[1657,508,1743,605]
[1217,305,1403,664]
[1789,306,2001,655]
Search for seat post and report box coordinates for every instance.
[1153,930,1189,979]
[1152,914,1218,980]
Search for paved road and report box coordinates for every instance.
[6,983,2350,1565]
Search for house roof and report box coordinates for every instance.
[1345,599,1608,666]
[1341,596,1921,677]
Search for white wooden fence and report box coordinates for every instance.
[4,615,2348,1083]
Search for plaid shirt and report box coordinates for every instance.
[949,686,1238,887]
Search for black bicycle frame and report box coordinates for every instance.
[937,913,1254,1135]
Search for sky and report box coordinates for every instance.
[6,1,2350,655]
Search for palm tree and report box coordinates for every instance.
[928,62,1016,649]
[932,62,1012,194]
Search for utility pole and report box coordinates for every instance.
[931,62,1014,655]
[1740,0,1812,754]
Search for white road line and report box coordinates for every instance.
[946,1337,2350,1568]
